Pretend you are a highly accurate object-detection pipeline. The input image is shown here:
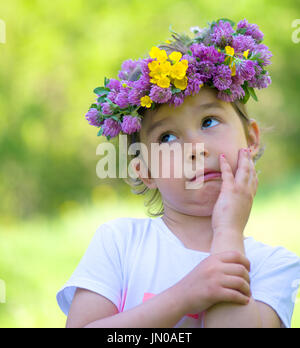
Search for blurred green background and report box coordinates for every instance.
[0,0,300,328]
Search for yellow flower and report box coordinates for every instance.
[173,76,188,90]
[159,61,172,75]
[122,83,128,88]
[230,62,236,76]
[165,40,171,44]
[140,95,153,108]
[169,51,182,64]
[243,49,249,59]
[149,60,172,86]
[157,76,171,88]
[225,45,235,56]
[148,60,160,71]
[170,61,188,80]
[149,46,167,62]
[199,83,204,89]
[149,46,161,59]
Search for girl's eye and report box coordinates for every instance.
[202,117,220,129]
[159,133,178,144]
[158,117,219,143]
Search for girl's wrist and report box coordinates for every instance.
[210,228,245,255]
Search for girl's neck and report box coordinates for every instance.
[161,208,214,253]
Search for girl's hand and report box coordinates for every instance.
[177,251,251,314]
[211,148,259,234]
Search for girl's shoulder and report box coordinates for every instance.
[98,216,153,233]
[95,216,155,245]
[244,236,300,276]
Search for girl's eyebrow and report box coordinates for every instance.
[147,102,225,135]
[147,118,170,135]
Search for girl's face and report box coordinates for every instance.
[137,86,260,217]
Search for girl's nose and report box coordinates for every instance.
[186,141,207,160]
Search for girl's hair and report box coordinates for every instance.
[122,43,269,218]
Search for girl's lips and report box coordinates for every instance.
[191,172,221,182]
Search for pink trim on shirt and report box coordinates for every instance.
[142,292,199,320]
[120,288,128,312]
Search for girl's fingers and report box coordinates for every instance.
[248,152,258,193]
[222,275,252,297]
[219,154,234,185]
[217,251,251,272]
[235,148,251,185]
[219,288,250,305]
[222,263,250,284]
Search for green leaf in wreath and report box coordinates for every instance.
[97,95,107,104]
[111,115,120,122]
[104,77,110,87]
[94,87,110,96]
[171,86,181,94]
[216,18,236,28]
[241,87,250,104]
[235,27,247,35]
[248,86,258,102]
[97,127,104,136]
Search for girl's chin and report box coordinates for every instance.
[185,179,222,190]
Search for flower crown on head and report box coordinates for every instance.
[85,18,272,141]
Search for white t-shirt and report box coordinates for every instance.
[56,217,300,328]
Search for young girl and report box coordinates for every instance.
[56,18,300,328]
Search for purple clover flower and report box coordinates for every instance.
[249,71,272,89]
[184,73,204,97]
[107,79,122,92]
[217,83,245,103]
[251,44,273,66]
[85,108,103,127]
[115,92,129,109]
[118,59,142,80]
[196,60,216,82]
[128,88,145,105]
[121,116,142,134]
[140,58,152,76]
[169,93,185,107]
[107,91,118,104]
[232,34,256,53]
[149,86,172,104]
[102,118,122,138]
[101,102,113,115]
[133,74,151,90]
[213,64,232,90]
[237,19,264,43]
[210,20,234,48]
[182,54,198,75]
[190,43,225,64]
[235,59,256,81]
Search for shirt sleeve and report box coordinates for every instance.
[250,247,300,328]
[56,223,123,316]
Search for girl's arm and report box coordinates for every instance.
[68,283,189,328]
[203,229,263,328]
[67,250,252,328]
[204,150,281,327]
[203,229,281,328]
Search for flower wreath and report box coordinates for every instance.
[85,18,272,140]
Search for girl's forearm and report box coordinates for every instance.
[204,229,262,328]
[210,228,246,255]
[84,283,189,328]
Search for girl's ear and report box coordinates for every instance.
[247,118,260,158]
[130,157,157,189]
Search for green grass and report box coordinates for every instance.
[0,181,299,328]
